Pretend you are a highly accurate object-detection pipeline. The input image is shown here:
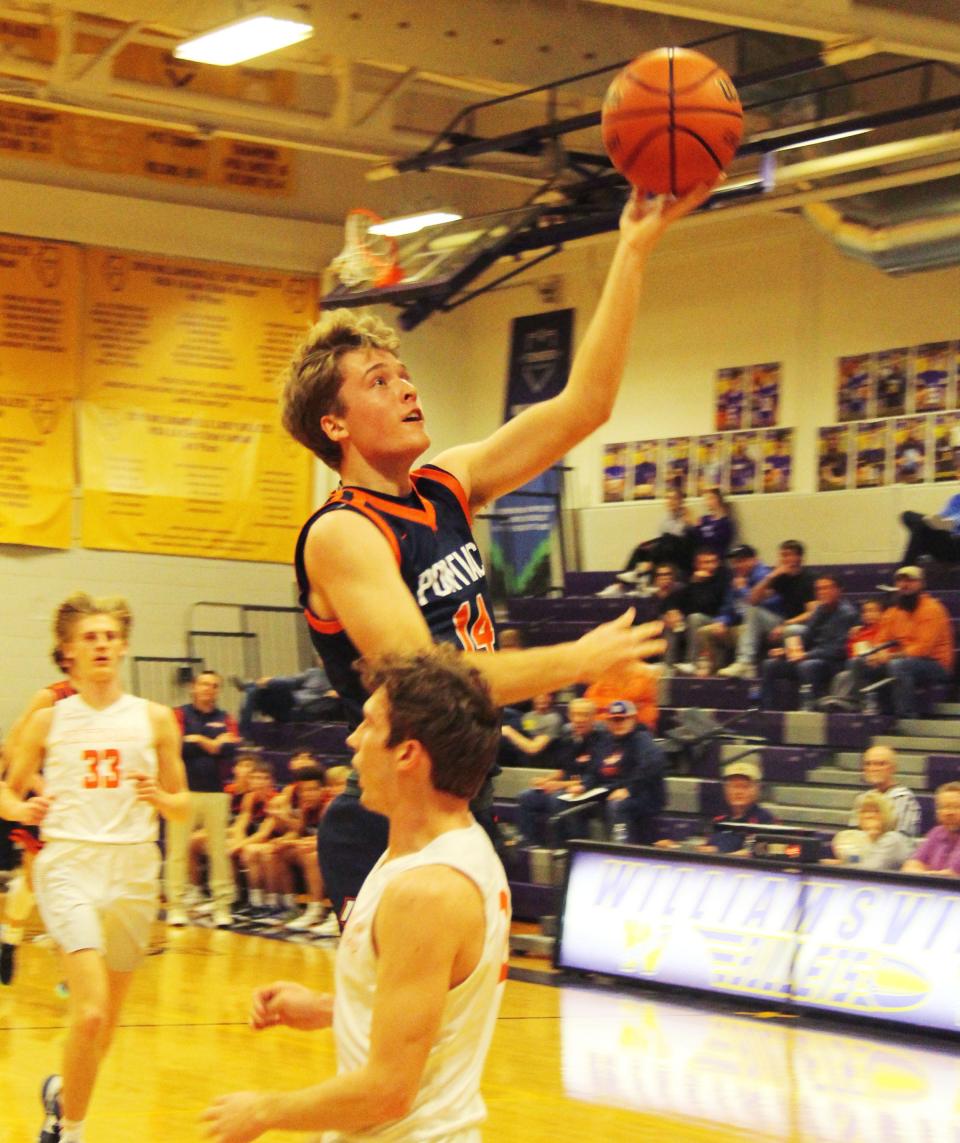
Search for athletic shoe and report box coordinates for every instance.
[38,1074,62,1143]
[165,908,189,927]
[673,662,696,675]
[310,914,341,939]
[0,941,16,985]
[213,909,234,929]
[285,906,325,931]
[717,662,756,680]
[595,583,624,597]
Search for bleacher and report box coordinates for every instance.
[190,561,960,923]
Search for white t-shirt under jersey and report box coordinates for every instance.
[41,692,159,844]
[329,821,511,1142]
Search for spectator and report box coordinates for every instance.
[583,662,659,731]
[694,544,771,673]
[500,692,563,765]
[516,698,610,846]
[902,782,960,875]
[600,488,696,594]
[229,761,280,917]
[316,767,389,923]
[165,670,240,928]
[702,760,778,855]
[847,598,885,658]
[235,661,343,738]
[664,548,730,673]
[830,792,914,871]
[848,746,921,838]
[758,575,857,709]
[570,700,666,844]
[719,539,816,680]
[899,489,960,566]
[694,488,735,556]
[849,566,953,718]
[271,770,340,936]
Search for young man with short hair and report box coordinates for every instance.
[203,646,508,1142]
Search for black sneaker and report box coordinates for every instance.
[0,940,16,985]
[38,1074,62,1143]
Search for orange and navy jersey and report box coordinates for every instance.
[295,464,496,725]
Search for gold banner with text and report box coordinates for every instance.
[80,404,311,563]
[0,395,73,549]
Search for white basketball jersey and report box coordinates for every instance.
[330,821,511,1142]
[41,693,159,844]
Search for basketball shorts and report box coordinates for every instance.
[33,840,160,971]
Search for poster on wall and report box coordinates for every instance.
[933,412,960,481]
[855,419,887,488]
[632,440,659,500]
[762,429,793,493]
[602,442,628,502]
[837,354,873,422]
[893,416,927,484]
[664,437,691,494]
[728,431,759,495]
[913,342,952,413]
[818,425,851,491]
[748,363,780,428]
[876,347,909,417]
[694,434,725,493]
[715,367,747,431]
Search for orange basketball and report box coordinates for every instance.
[601,46,743,196]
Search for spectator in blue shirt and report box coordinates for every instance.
[692,544,771,673]
[900,488,960,566]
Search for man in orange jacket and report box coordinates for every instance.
[852,566,954,717]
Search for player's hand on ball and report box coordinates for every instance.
[251,981,334,1031]
[575,609,666,682]
[619,182,715,257]
[202,1092,267,1143]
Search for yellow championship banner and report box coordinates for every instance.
[0,235,81,397]
[0,394,73,549]
[80,404,312,563]
[81,247,316,416]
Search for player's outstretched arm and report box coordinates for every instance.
[202,867,475,1142]
[435,184,714,510]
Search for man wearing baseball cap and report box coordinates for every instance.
[704,759,778,854]
[694,543,772,673]
[567,699,666,845]
[850,566,953,717]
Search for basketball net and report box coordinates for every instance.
[330,208,405,289]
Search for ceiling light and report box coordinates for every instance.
[368,211,463,237]
[174,7,313,66]
[775,128,873,153]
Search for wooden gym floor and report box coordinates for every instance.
[0,918,955,1142]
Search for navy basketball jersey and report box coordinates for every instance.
[294,464,496,724]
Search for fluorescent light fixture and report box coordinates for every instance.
[368,210,463,237]
[775,127,873,153]
[174,7,313,66]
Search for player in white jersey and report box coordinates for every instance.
[6,591,189,1143]
[204,646,508,1143]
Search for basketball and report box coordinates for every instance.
[601,46,743,196]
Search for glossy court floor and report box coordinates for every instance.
[1,919,957,1142]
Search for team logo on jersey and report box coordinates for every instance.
[416,542,485,605]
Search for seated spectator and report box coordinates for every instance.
[600,488,696,595]
[694,488,735,556]
[583,662,659,731]
[899,486,960,565]
[565,700,666,844]
[694,544,771,673]
[847,598,885,657]
[849,566,953,718]
[702,760,778,855]
[662,547,730,673]
[902,782,960,875]
[516,698,610,846]
[235,660,343,737]
[758,575,856,709]
[719,539,816,680]
[848,745,921,838]
[271,768,341,936]
[229,761,280,916]
[830,791,914,871]
[500,692,564,765]
[317,767,389,924]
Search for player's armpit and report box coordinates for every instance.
[303,511,435,658]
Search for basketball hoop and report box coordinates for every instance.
[330,208,405,289]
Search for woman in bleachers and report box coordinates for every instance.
[829,790,914,871]
[694,488,735,556]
